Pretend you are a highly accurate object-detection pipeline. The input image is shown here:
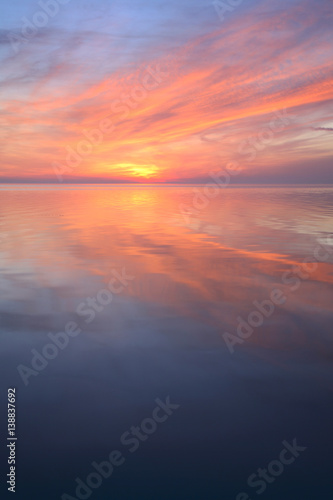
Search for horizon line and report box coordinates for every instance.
[1,182,332,186]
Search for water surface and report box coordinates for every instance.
[0,185,332,499]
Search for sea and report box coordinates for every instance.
[0,184,332,499]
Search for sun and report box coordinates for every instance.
[116,163,159,179]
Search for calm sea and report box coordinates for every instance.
[0,185,332,499]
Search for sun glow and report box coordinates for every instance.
[115,163,159,178]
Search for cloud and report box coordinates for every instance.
[312,127,333,132]
[0,0,333,183]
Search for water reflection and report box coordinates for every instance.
[0,185,332,499]
[1,186,332,349]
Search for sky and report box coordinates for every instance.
[0,0,332,184]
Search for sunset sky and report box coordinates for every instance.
[0,0,332,183]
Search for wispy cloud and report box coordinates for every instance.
[0,0,332,183]
[312,127,333,132]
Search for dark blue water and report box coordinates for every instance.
[1,185,333,499]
